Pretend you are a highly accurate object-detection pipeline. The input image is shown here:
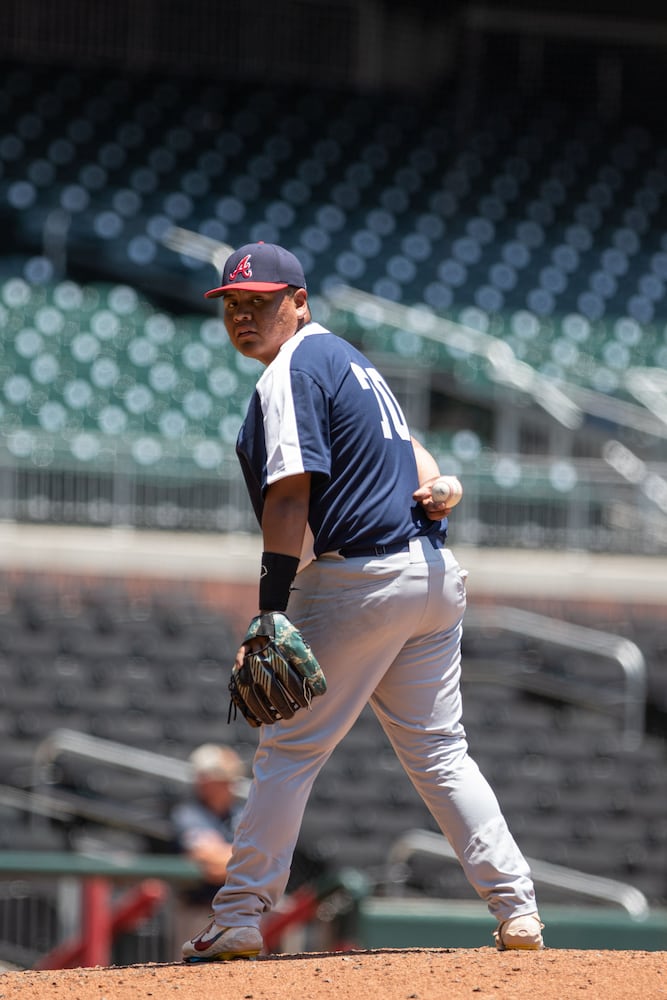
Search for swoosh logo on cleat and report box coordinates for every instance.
[193,928,226,952]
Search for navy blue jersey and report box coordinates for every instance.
[236,322,444,557]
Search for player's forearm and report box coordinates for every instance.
[261,473,311,557]
[258,473,311,611]
[411,436,440,484]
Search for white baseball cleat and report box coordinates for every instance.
[182,921,263,962]
[494,913,544,951]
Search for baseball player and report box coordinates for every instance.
[182,242,543,961]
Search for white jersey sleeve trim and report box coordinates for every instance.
[257,327,322,485]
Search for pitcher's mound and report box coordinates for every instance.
[1,947,664,1000]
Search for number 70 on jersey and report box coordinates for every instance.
[351,362,411,441]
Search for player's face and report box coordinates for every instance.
[221,287,308,365]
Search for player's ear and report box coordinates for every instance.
[293,287,308,318]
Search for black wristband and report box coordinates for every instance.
[259,551,300,612]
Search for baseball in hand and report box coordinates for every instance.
[431,475,463,509]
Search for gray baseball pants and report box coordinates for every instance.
[211,536,538,928]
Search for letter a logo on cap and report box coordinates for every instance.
[228,254,253,281]
[204,242,306,298]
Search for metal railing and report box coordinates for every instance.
[464,606,648,749]
[30,729,251,822]
[387,829,651,920]
[32,730,193,788]
[0,851,198,969]
[2,444,667,553]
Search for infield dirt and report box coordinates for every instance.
[1,948,665,1000]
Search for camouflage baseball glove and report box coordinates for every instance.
[228,612,327,728]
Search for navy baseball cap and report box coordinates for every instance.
[204,242,306,298]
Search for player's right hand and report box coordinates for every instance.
[413,475,463,519]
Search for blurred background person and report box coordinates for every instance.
[170,744,246,956]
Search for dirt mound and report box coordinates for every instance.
[1,948,665,1000]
